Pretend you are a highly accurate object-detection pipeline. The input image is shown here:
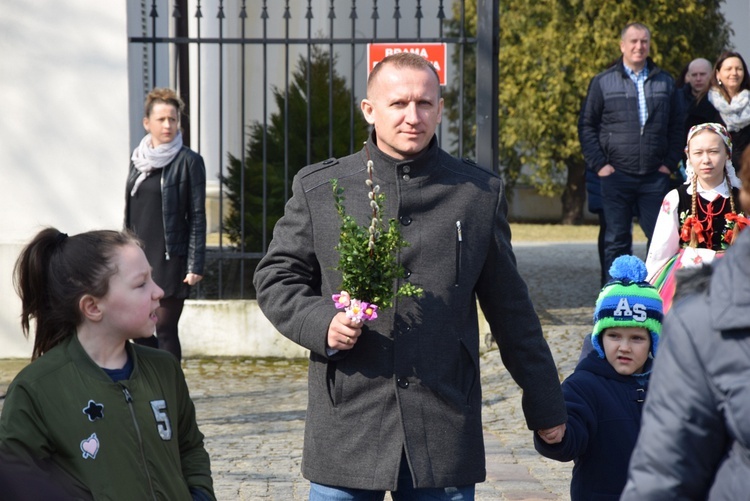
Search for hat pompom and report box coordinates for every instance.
[608,255,648,283]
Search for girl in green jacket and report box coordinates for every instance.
[0,228,215,500]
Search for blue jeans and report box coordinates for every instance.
[309,453,475,501]
[309,483,475,501]
[600,169,669,278]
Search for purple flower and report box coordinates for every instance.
[332,291,351,309]
[361,303,378,321]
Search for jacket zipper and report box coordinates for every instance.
[160,171,170,260]
[122,386,158,501]
[455,221,462,286]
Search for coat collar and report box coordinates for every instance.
[361,131,440,185]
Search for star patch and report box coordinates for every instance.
[80,433,100,459]
[82,400,104,422]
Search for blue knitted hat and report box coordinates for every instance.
[591,255,663,358]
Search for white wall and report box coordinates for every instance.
[725,0,750,56]
[0,1,129,358]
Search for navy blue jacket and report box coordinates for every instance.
[535,351,650,501]
[579,57,684,175]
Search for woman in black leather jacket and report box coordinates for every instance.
[125,87,206,360]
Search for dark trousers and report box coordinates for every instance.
[600,169,669,279]
[595,211,633,288]
[133,296,185,360]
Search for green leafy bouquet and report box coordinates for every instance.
[330,157,423,322]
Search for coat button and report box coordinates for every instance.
[403,165,411,174]
[402,174,411,181]
[400,216,412,226]
[397,377,410,389]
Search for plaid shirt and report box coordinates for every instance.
[624,64,649,127]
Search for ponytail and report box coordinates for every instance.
[13,228,140,360]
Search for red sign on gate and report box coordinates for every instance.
[367,43,448,86]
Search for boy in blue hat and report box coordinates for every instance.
[534,255,663,501]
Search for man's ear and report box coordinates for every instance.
[79,295,103,322]
[360,99,376,125]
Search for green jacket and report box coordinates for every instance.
[0,336,214,500]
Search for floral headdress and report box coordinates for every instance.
[330,148,422,323]
[683,123,741,189]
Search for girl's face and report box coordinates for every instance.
[96,243,163,341]
[687,130,728,190]
[602,327,651,376]
[717,57,745,96]
[143,102,179,147]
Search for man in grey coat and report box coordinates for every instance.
[253,52,567,500]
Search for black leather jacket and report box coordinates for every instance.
[125,146,206,275]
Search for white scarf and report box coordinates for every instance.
[708,88,750,132]
[130,131,183,196]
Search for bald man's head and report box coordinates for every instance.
[687,58,713,96]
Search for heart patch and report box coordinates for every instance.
[80,433,100,459]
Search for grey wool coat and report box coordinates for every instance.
[253,136,566,491]
[622,228,750,500]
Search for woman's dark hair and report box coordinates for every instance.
[13,228,141,360]
[711,51,750,103]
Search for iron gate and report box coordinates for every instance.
[129,0,499,299]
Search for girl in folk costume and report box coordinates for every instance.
[646,122,749,311]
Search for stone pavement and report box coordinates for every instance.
[0,242,647,500]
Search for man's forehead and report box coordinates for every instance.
[622,28,649,41]
[690,61,712,73]
[371,66,439,94]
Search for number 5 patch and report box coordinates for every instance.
[150,400,172,440]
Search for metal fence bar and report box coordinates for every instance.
[261,1,269,256]
[328,2,334,159]
[284,0,291,203]
[457,0,465,159]
[476,0,499,172]
[130,36,474,44]
[217,0,225,294]
[239,0,248,297]
[196,2,203,154]
[306,1,313,167]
